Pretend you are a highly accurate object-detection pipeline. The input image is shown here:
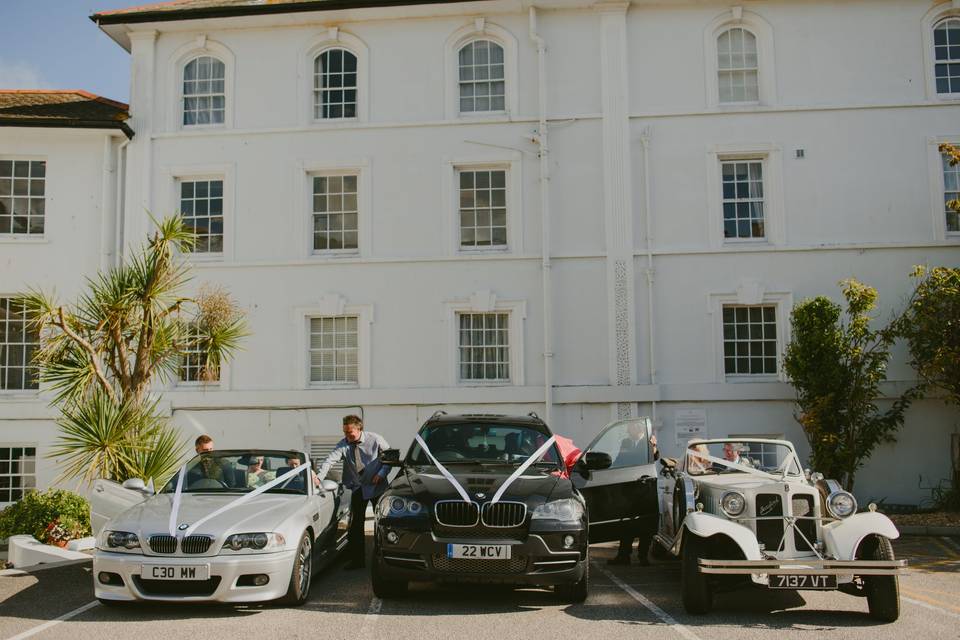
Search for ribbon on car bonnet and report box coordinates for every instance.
[167,462,310,538]
[490,435,556,504]
[413,434,471,503]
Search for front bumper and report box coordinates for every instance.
[699,558,908,586]
[93,548,297,603]
[374,520,586,586]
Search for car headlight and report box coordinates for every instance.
[531,498,584,522]
[220,532,286,553]
[826,491,857,519]
[377,496,424,519]
[97,530,142,552]
[720,491,746,517]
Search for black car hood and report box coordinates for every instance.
[392,464,568,505]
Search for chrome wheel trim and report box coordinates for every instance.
[297,535,312,597]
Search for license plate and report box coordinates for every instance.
[769,574,837,590]
[446,543,512,560]
[141,564,209,581]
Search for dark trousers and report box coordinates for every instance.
[348,490,371,564]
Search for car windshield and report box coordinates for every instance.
[684,440,801,477]
[408,423,562,468]
[161,452,310,494]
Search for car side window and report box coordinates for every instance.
[586,419,651,469]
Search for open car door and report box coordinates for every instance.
[90,479,152,535]
[572,418,658,544]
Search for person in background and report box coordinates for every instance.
[245,455,275,488]
[316,415,391,570]
[608,429,659,566]
[195,434,214,453]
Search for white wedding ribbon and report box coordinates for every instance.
[491,435,556,504]
[167,462,310,538]
[686,450,794,482]
[413,434,472,503]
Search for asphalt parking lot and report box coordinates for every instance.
[2,536,959,640]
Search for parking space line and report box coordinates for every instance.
[595,564,702,640]
[941,536,960,555]
[4,601,99,640]
[359,596,382,635]
[902,593,960,620]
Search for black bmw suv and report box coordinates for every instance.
[371,413,655,602]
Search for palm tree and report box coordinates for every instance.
[23,215,247,485]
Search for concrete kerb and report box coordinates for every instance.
[0,557,91,576]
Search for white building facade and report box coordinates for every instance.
[3,0,959,505]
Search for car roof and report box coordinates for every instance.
[420,413,553,435]
[191,449,306,458]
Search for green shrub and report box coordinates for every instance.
[0,489,91,543]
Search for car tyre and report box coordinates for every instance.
[681,535,712,614]
[279,531,313,606]
[555,548,589,603]
[863,535,899,623]
[371,536,408,599]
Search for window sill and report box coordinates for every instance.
[458,246,511,256]
[723,238,770,246]
[310,250,360,259]
[183,252,225,263]
[723,375,781,383]
[180,123,227,131]
[454,111,510,122]
[0,236,48,244]
[174,382,221,390]
[308,382,360,389]
[457,380,514,387]
[0,390,41,400]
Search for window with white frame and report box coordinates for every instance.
[314,49,358,119]
[944,149,960,234]
[722,304,778,375]
[458,168,507,248]
[309,316,358,384]
[458,40,505,113]
[0,446,36,503]
[179,178,223,254]
[458,312,510,382]
[179,322,218,383]
[312,174,358,251]
[1,298,39,391]
[717,28,759,103]
[183,56,226,126]
[934,18,960,95]
[0,160,45,235]
[721,159,765,239]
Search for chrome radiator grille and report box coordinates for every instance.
[481,502,526,528]
[182,535,214,554]
[434,501,480,527]
[431,554,528,574]
[148,535,177,554]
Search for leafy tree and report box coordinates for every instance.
[783,279,916,491]
[23,216,247,486]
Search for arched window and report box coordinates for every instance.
[314,48,358,119]
[458,40,505,113]
[934,18,960,95]
[182,56,226,125]
[717,28,759,103]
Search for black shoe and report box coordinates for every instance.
[344,560,366,570]
[607,555,631,566]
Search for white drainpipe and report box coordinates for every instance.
[114,137,130,267]
[529,7,553,427]
[640,128,657,427]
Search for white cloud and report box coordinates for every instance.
[0,59,52,90]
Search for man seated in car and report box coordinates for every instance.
[283,455,321,489]
[246,455,276,488]
[722,442,754,468]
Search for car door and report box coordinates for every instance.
[572,418,658,543]
[90,479,151,534]
[656,458,678,541]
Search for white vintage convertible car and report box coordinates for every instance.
[654,438,906,621]
[91,449,351,606]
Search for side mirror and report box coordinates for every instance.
[582,452,612,471]
[379,449,402,466]
[320,479,338,493]
[121,478,152,494]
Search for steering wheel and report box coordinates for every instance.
[190,477,228,490]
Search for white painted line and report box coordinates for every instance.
[903,596,960,620]
[4,600,99,640]
[359,596,382,635]
[940,536,960,555]
[596,564,703,640]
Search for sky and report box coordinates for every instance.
[0,0,138,102]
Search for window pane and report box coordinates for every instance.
[721,304,777,376]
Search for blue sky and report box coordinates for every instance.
[0,1,137,102]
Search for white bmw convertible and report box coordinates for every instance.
[91,449,352,606]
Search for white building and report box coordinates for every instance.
[2,0,959,505]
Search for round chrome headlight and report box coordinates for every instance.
[720,491,746,517]
[826,491,857,518]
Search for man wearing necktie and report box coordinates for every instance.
[317,414,391,569]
